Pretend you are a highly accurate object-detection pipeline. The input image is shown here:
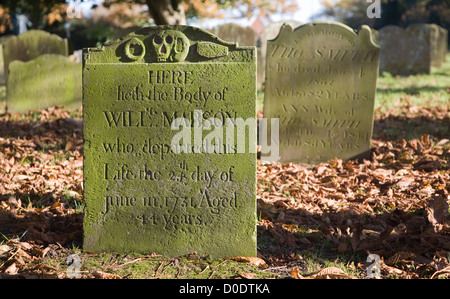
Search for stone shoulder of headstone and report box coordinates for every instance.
[258,21,302,87]
[272,22,379,51]
[3,30,69,59]
[7,54,81,113]
[85,25,255,64]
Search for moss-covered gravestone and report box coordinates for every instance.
[0,35,13,85]
[7,54,81,113]
[263,22,380,164]
[83,26,257,257]
[2,30,68,84]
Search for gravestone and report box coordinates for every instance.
[0,35,13,85]
[83,26,257,257]
[263,22,380,164]
[6,54,81,113]
[428,24,441,68]
[209,23,256,47]
[258,21,302,87]
[378,24,437,75]
[438,26,448,65]
[2,30,69,83]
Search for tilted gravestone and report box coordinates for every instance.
[2,30,68,84]
[263,22,380,164]
[378,24,438,75]
[83,26,257,257]
[6,54,81,113]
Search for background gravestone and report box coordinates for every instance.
[83,26,257,258]
[378,24,438,75]
[258,21,302,88]
[438,26,448,65]
[263,22,380,164]
[2,30,69,84]
[6,54,81,113]
[209,23,256,47]
[0,35,13,85]
[428,24,441,68]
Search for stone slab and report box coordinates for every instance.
[378,24,438,75]
[263,22,380,164]
[82,26,257,258]
[6,54,81,113]
[2,30,68,84]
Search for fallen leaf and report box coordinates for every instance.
[290,267,303,279]
[227,256,267,268]
[426,196,450,233]
[239,272,257,279]
[306,267,356,279]
[92,270,122,279]
[4,263,18,275]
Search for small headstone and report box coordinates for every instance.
[378,24,437,75]
[0,35,13,85]
[263,22,380,164]
[82,26,257,257]
[438,26,448,65]
[2,30,69,83]
[209,23,256,47]
[428,24,441,68]
[6,54,81,113]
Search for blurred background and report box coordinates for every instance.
[0,0,448,51]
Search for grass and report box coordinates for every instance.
[376,59,450,111]
[36,250,281,279]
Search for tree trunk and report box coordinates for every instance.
[146,0,186,25]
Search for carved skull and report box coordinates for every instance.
[152,30,190,62]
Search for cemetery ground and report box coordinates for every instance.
[0,56,448,280]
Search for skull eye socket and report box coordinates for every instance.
[165,35,173,44]
[154,35,163,45]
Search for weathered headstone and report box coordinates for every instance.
[263,22,380,164]
[258,21,302,88]
[83,26,257,257]
[2,30,69,83]
[0,35,13,85]
[378,24,438,75]
[438,26,448,65]
[428,24,441,68]
[6,54,81,113]
[209,23,256,47]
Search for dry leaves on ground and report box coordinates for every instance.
[0,103,449,279]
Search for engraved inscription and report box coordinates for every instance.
[263,22,379,163]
